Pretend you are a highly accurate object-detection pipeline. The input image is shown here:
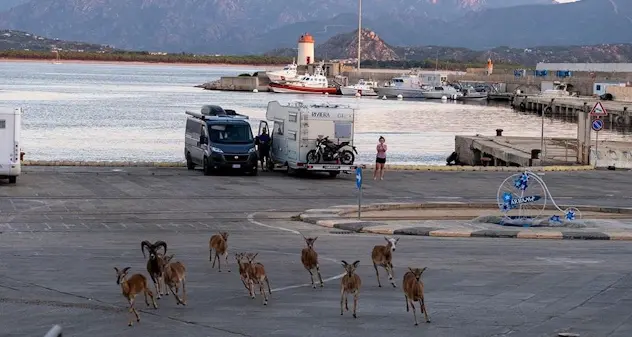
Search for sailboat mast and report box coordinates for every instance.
[357,0,362,70]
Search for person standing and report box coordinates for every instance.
[256,129,271,171]
[374,136,387,180]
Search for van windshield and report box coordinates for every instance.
[208,123,254,144]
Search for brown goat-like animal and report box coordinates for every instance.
[402,267,430,325]
[235,252,252,293]
[300,235,324,288]
[209,232,230,272]
[245,252,272,305]
[163,254,187,306]
[114,266,158,326]
[340,260,361,318]
[141,240,168,298]
[371,236,399,288]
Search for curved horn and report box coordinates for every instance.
[141,240,152,258]
[154,240,167,254]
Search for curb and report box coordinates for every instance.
[20,160,594,172]
[299,202,632,241]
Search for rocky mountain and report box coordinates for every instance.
[266,29,632,66]
[0,0,29,12]
[0,29,115,52]
[0,0,629,54]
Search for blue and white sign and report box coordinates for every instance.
[592,118,604,132]
[356,167,362,189]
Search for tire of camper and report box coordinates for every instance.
[306,150,320,163]
[339,150,355,165]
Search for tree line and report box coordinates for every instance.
[0,50,295,65]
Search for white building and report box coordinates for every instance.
[536,63,632,73]
[297,33,314,66]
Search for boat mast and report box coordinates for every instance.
[357,0,362,70]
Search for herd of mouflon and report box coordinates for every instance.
[114,233,429,327]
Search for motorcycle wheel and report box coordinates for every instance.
[340,150,355,165]
[306,150,320,163]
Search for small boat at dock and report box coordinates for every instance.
[266,61,299,83]
[422,85,463,100]
[340,79,378,96]
[268,62,338,95]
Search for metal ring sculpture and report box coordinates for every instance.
[496,170,581,224]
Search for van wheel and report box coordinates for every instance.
[186,153,195,170]
[8,176,16,184]
[203,157,212,176]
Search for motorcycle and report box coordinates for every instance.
[306,136,357,165]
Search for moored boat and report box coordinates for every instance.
[266,61,299,83]
[268,62,338,95]
[340,79,378,96]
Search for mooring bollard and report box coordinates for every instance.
[43,325,62,337]
[495,129,504,136]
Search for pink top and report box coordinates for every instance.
[376,143,387,159]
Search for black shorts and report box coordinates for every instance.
[375,157,386,164]
[258,147,269,159]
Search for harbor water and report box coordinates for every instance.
[2,61,631,165]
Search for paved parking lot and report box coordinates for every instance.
[1,167,632,336]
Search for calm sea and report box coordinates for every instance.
[1,61,630,165]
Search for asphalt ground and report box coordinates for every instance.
[1,167,632,336]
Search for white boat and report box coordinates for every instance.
[266,61,299,83]
[340,79,378,96]
[540,82,573,97]
[268,62,338,95]
[423,85,464,100]
[457,87,488,100]
[373,75,427,98]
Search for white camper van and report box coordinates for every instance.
[0,107,21,184]
[259,100,359,177]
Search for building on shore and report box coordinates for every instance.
[297,33,314,66]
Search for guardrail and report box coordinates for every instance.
[43,325,62,337]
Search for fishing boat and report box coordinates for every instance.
[340,79,378,96]
[268,62,338,95]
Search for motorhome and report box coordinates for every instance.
[259,100,358,177]
[184,105,258,176]
[0,107,21,183]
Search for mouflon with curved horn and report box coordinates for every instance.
[141,240,168,299]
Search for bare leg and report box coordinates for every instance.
[352,291,358,318]
[373,165,378,180]
[410,299,418,326]
[316,264,324,287]
[373,262,382,287]
[182,279,187,305]
[421,298,430,323]
[307,269,315,288]
[224,252,230,272]
[380,163,385,180]
[340,289,345,315]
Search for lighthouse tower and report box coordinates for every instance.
[297,33,315,66]
[486,58,494,75]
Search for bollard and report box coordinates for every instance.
[43,325,62,337]
[495,129,504,136]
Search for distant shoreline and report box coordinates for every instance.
[0,58,284,69]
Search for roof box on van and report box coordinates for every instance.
[186,105,249,120]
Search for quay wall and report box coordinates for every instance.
[607,86,632,102]
[449,74,599,96]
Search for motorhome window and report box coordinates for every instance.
[0,120,4,129]
[274,121,284,136]
[334,122,352,139]
[208,123,253,144]
[289,113,297,122]
[288,131,297,141]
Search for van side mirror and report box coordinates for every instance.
[199,135,206,144]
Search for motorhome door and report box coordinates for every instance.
[271,119,286,161]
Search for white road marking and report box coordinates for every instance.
[246,211,301,235]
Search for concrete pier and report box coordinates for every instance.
[198,72,272,92]
[511,95,632,128]
[455,135,632,169]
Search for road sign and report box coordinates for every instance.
[589,101,608,116]
[592,118,604,132]
[355,167,362,189]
